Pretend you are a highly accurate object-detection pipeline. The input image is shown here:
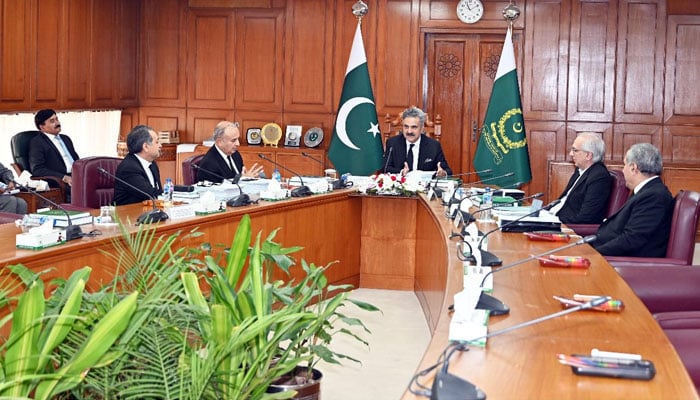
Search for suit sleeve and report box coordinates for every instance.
[116,160,160,203]
[28,138,62,179]
[564,169,612,224]
[382,139,402,174]
[434,144,452,176]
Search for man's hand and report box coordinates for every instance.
[62,175,72,185]
[400,162,410,176]
[242,162,264,178]
[436,162,447,178]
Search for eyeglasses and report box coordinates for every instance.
[570,147,587,153]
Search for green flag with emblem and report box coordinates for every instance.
[473,27,532,187]
[328,21,383,176]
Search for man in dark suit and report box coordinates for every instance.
[383,107,452,177]
[196,121,263,183]
[0,162,27,214]
[29,109,80,188]
[551,132,612,224]
[591,143,674,257]
[114,125,163,206]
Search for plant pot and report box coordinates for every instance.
[267,366,323,400]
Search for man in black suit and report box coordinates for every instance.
[551,132,612,224]
[196,121,263,183]
[0,162,27,214]
[29,109,80,188]
[383,107,452,177]
[591,143,674,257]
[114,125,163,206]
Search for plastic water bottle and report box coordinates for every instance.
[163,178,174,204]
[272,168,281,182]
[481,187,493,221]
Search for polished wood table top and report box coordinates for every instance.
[402,195,698,399]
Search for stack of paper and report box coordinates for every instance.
[30,209,92,227]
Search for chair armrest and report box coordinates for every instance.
[655,311,700,329]
[606,256,690,269]
[615,265,700,313]
[566,224,599,236]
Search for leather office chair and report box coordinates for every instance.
[0,212,23,224]
[616,265,700,391]
[182,154,205,185]
[70,156,122,209]
[606,190,700,268]
[567,169,630,236]
[10,130,67,199]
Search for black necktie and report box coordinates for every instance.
[149,163,159,190]
[406,144,415,171]
[227,155,235,172]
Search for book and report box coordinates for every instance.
[52,216,93,227]
[32,209,92,221]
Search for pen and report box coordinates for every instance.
[591,349,642,361]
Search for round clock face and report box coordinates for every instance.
[457,0,484,24]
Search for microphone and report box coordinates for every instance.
[429,169,495,200]
[383,147,393,174]
[448,169,493,179]
[301,151,324,166]
[98,167,169,225]
[191,164,252,207]
[300,152,345,190]
[470,171,515,186]
[476,198,561,267]
[13,181,83,241]
[258,154,312,197]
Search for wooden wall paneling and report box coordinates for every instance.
[281,112,335,150]
[664,15,700,125]
[233,8,284,111]
[566,122,614,159]
[187,9,236,109]
[567,0,617,122]
[282,0,334,113]
[526,121,566,203]
[62,0,91,108]
[186,108,236,144]
[238,146,274,177]
[275,149,324,177]
[235,109,283,144]
[614,0,665,124]
[375,0,416,115]
[419,0,525,30]
[667,0,700,14]
[663,166,700,196]
[32,0,63,106]
[613,123,662,161]
[91,0,116,106]
[0,0,31,110]
[663,125,700,164]
[140,0,187,108]
[138,106,186,134]
[522,0,569,121]
[119,107,139,141]
[114,0,139,106]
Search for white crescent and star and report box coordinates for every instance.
[335,96,379,150]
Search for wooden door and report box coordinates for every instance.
[424,33,515,182]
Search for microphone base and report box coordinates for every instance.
[64,224,83,241]
[137,209,170,225]
[476,292,510,316]
[480,250,502,267]
[227,194,251,207]
[291,186,312,197]
[430,370,486,400]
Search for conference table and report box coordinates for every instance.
[0,190,696,399]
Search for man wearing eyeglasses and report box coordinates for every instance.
[196,121,263,184]
[549,132,612,224]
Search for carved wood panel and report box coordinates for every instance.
[186,108,236,144]
[33,0,62,106]
[282,0,334,113]
[187,10,236,108]
[0,0,31,110]
[664,15,700,125]
[523,0,569,121]
[527,120,566,202]
[234,9,284,111]
[613,123,663,161]
[663,125,700,163]
[62,0,91,107]
[567,0,617,122]
[615,0,665,123]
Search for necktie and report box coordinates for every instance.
[406,144,415,171]
[54,135,75,169]
[228,155,239,174]
[148,163,160,190]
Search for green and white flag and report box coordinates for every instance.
[473,27,532,187]
[328,22,383,176]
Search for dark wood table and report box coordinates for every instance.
[15,188,65,213]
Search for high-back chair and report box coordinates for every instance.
[182,154,205,185]
[70,156,122,209]
[567,169,630,236]
[0,212,23,224]
[606,190,700,268]
[10,130,68,199]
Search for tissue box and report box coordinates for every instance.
[16,230,65,250]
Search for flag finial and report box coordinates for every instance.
[352,0,368,20]
[503,1,520,23]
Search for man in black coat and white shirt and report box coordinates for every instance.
[383,107,452,177]
[29,109,80,188]
[591,143,674,257]
[114,125,163,206]
[551,132,612,224]
[196,121,263,184]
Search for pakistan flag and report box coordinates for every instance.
[328,22,383,176]
[473,27,532,188]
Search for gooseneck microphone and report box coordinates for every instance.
[191,164,252,207]
[383,147,393,174]
[301,151,324,166]
[258,154,312,197]
[476,198,562,267]
[97,167,169,225]
[13,181,83,241]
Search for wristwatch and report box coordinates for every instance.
[457,0,484,24]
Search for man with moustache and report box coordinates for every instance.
[382,106,452,177]
[114,125,164,206]
[196,121,263,183]
[29,109,81,189]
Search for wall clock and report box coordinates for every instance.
[457,0,484,24]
